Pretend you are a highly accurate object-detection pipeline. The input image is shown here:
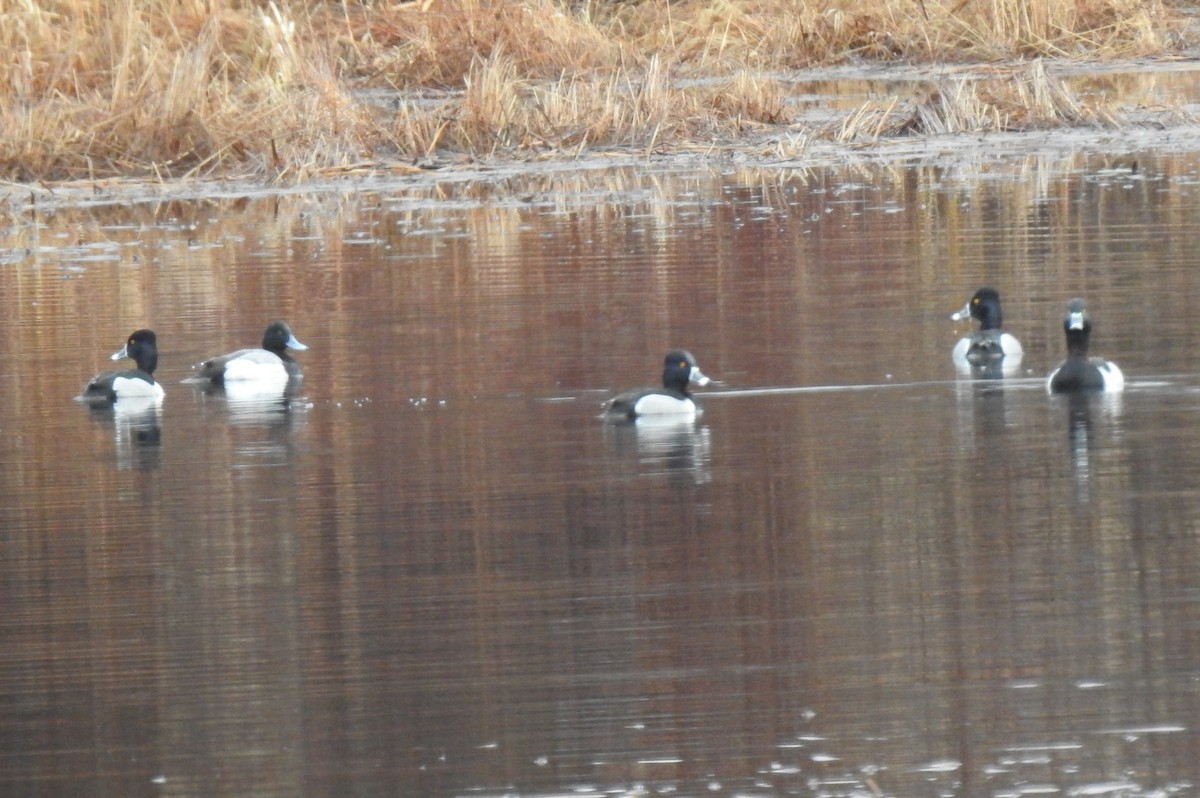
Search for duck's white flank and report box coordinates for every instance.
[632,393,698,417]
[111,375,165,399]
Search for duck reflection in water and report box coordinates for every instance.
[1057,391,1123,505]
[87,396,163,471]
[605,414,713,485]
[190,376,309,465]
[954,379,1012,450]
[200,375,305,426]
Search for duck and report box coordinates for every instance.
[951,287,1024,370]
[80,329,165,404]
[192,321,308,384]
[607,349,712,419]
[1047,298,1124,393]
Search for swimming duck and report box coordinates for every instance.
[607,350,711,419]
[193,321,308,383]
[80,329,165,404]
[951,287,1024,370]
[1047,298,1124,393]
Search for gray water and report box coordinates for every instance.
[4,153,1200,797]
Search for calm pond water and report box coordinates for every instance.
[4,152,1200,798]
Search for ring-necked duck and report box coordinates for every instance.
[80,329,165,403]
[951,287,1024,370]
[607,350,712,419]
[1047,298,1124,393]
[192,321,308,383]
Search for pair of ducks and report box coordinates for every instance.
[953,287,1124,393]
[81,321,307,404]
[612,287,1126,421]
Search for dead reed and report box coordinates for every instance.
[0,0,1192,183]
[834,60,1138,144]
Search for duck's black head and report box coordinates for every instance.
[113,329,159,375]
[954,287,1005,330]
[261,321,308,359]
[661,349,710,395]
[1063,298,1092,357]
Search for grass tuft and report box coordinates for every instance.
[834,60,1143,143]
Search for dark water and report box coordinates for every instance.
[4,154,1200,797]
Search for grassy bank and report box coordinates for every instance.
[0,0,1192,184]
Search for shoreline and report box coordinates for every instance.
[4,0,1194,186]
[6,55,1200,212]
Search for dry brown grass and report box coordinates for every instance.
[394,54,789,156]
[603,0,1186,68]
[1,1,384,181]
[834,60,1138,144]
[0,0,1192,183]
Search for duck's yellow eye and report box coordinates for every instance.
[679,361,687,367]
[972,297,980,305]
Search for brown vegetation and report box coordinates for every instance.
[0,0,1192,183]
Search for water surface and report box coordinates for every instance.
[3,154,1200,797]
